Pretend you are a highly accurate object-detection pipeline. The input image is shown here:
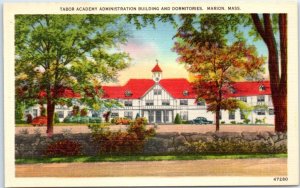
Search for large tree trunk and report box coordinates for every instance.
[215,105,220,132]
[251,14,287,133]
[274,94,287,132]
[46,100,55,137]
[275,14,287,132]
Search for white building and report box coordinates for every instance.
[25,63,275,124]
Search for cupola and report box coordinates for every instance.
[151,60,162,82]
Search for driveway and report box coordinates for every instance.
[16,158,286,177]
[16,124,275,135]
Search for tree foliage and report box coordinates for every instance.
[128,13,287,132]
[173,40,264,131]
[15,15,130,135]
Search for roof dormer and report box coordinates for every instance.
[259,85,266,91]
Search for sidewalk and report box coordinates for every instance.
[16,158,286,177]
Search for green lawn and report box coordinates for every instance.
[16,153,287,164]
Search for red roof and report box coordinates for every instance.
[159,79,196,99]
[151,63,162,72]
[102,79,155,99]
[225,81,271,97]
[102,79,271,99]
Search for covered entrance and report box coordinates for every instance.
[142,110,173,124]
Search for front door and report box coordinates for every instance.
[156,110,162,123]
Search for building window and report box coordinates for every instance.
[180,111,188,121]
[33,109,38,118]
[257,96,265,102]
[229,111,235,120]
[219,111,222,120]
[257,109,266,115]
[239,97,247,102]
[124,101,132,106]
[197,100,205,106]
[124,111,133,119]
[164,111,170,122]
[180,100,188,105]
[183,90,189,96]
[111,112,119,118]
[146,100,154,106]
[148,111,154,123]
[162,100,170,106]
[57,111,64,118]
[124,90,132,97]
[229,87,236,94]
[259,85,266,91]
[154,89,162,95]
[269,108,274,115]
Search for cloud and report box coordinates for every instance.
[121,39,159,61]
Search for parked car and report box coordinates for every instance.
[190,117,213,125]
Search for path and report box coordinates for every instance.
[16,158,286,177]
[16,124,275,135]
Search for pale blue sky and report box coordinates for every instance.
[116,16,270,84]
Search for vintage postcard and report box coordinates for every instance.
[3,0,299,187]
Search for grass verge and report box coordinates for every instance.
[16,153,287,164]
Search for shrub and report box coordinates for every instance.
[174,113,182,124]
[111,118,115,124]
[187,138,287,155]
[230,121,236,124]
[54,112,60,123]
[15,119,26,124]
[72,106,80,116]
[63,116,101,124]
[89,117,102,123]
[113,117,131,125]
[63,116,72,123]
[79,116,89,124]
[220,121,225,124]
[40,106,46,116]
[103,111,111,123]
[31,116,47,126]
[182,120,189,124]
[255,118,262,124]
[90,117,155,154]
[80,108,88,117]
[243,118,250,124]
[45,140,82,157]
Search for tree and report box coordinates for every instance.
[237,101,254,124]
[250,14,287,132]
[176,14,287,132]
[174,40,264,131]
[128,14,287,132]
[174,113,182,124]
[15,15,130,136]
